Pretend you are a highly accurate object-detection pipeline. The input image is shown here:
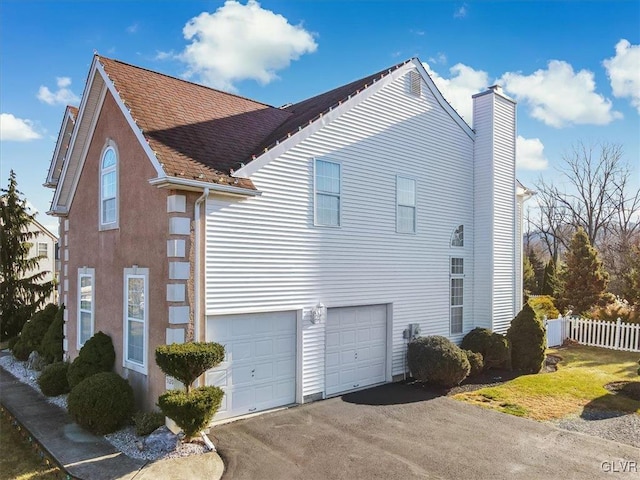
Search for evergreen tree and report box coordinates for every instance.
[523,255,536,296]
[560,227,608,315]
[0,171,53,340]
[540,259,558,297]
[621,243,640,306]
[527,249,544,294]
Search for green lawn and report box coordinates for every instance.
[0,412,61,480]
[454,345,640,420]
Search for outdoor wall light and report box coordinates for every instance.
[311,303,326,324]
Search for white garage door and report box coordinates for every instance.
[205,311,296,420]
[325,305,387,396]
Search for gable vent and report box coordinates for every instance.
[409,71,422,97]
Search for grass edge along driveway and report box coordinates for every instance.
[453,344,640,420]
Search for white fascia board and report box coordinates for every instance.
[51,58,100,212]
[94,60,165,178]
[233,62,416,179]
[45,108,76,187]
[148,176,262,197]
[412,59,475,140]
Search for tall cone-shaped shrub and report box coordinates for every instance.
[560,227,608,314]
[507,304,546,373]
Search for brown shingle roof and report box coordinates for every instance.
[97,56,412,188]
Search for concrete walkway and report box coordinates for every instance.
[0,366,223,480]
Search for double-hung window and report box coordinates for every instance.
[314,159,341,227]
[397,176,416,233]
[77,268,95,347]
[123,268,148,374]
[450,258,464,334]
[37,242,48,258]
[100,146,118,228]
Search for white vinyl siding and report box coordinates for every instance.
[100,146,118,229]
[205,69,475,397]
[314,159,341,226]
[123,268,148,374]
[396,176,416,234]
[77,268,95,347]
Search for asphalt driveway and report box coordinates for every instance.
[210,383,639,480]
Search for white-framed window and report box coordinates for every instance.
[123,267,148,374]
[397,176,416,233]
[37,242,48,258]
[450,258,464,334]
[77,268,95,348]
[100,145,118,229]
[314,159,341,227]
[451,225,464,247]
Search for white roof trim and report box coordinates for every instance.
[148,176,261,196]
[45,107,76,188]
[94,60,165,178]
[30,217,58,241]
[412,60,475,139]
[49,57,169,217]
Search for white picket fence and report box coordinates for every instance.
[546,316,640,352]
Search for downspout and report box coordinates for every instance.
[194,187,209,345]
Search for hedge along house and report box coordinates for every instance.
[46,55,529,417]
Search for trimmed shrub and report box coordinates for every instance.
[507,304,546,373]
[39,304,65,364]
[134,411,166,436]
[37,362,70,396]
[67,372,134,435]
[67,331,116,389]
[11,304,58,361]
[464,350,484,377]
[155,342,225,392]
[461,327,511,370]
[157,386,224,439]
[528,296,560,320]
[407,336,470,387]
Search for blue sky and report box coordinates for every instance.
[1,0,639,233]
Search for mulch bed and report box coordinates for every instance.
[408,368,522,397]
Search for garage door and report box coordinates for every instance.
[205,311,297,420]
[325,305,387,396]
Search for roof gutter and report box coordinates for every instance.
[193,187,209,355]
[148,176,261,197]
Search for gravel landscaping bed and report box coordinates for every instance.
[551,410,640,448]
[0,353,208,460]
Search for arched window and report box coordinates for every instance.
[451,225,464,247]
[100,147,117,227]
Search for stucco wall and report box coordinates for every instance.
[64,91,197,410]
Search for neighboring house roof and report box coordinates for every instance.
[29,217,58,241]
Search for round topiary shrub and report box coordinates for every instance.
[158,386,224,439]
[38,304,65,364]
[11,304,59,361]
[67,372,134,435]
[37,362,70,396]
[155,342,225,393]
[67,331,115,389]
[407,335,470,387]
[461,327,511,369]
[464,350,484,377]
[507,304,546,373]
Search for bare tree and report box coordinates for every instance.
[526,185,571,262]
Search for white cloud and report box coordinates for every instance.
[516,135,548,170]
[179,0,318,91]
[155,50,175,61]
[603,39,640,114]
[127,23,139,34]
[500,60,621,128]
[428,52,447,65]
[454,4,468,18]
[37,77,80,106]
[0,113,42,141]
[423,62,489,124]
